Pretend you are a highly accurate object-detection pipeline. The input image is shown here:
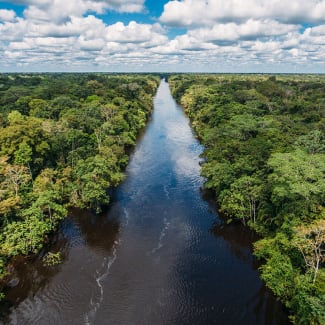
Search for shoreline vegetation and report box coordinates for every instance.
[0,73,160,299]
[168,74,325,324]
[0,73,324,324]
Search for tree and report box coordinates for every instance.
[268,150,325,217]
[14,142,33,179]
[29,168,67,225]
[15,96,32,115]
[201,161,235,194]
[28,99,49,118]
[4,162,31,198]
[23,190,66,227]
[101,103,119,122]
[259,252,295,300]
[73,153,124,212]
[7,110,25,125]
[0,197,20,223]
[294,219,325,283]
[294,130,325,154]
[220,175,263,224]
[0,215,52,256]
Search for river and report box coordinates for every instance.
[1,80,288,324]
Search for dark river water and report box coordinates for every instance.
[1,80,289,324]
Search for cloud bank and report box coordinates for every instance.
[0,0,324,72]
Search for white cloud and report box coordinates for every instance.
[182,19,300,46]
[4,0,145,15]
[0,9,16,22]
[23,0,106,23]
[160,0,325,26]
[104,21,167,44]
[116,3,144,13]
[154,0,325,72]
[307,25,325,36]
[0,0,145,26]
[0,0,324,72]
[8,41,31,50]
[0,8,170,71]
[33,15,106,38]
[0,18,28,41]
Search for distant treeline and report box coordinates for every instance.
[169,74,325,325]
[0,73,160,298]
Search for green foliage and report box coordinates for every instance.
[42,252,62,266]
[169,74,325,324]
[73,154,124,212]
[14,142,33,166]
[1,215,52,256]
[220,175,262,224]
[0,256,6,280]
[268,150,325,218]
[260,252,296,299]
[295,130,325,154]
[290,282,325,325]
[29,99,49,118]
[7,110,25,125]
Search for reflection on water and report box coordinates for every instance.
[1,210,120,324]
[210,221,259,266]
[1,80,288,325]
[209,221,287,324]
[69,209,120,251]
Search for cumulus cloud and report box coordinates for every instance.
[23,0,105,23]
[104,21,167,44]
[0,4,169,71]
[0,0,324,72]
[160,0,325,26]
[154,0,325,72]
[2,0,145,25]
[0,9,16,22]
[188,19,299,44]
[4,0,145,14]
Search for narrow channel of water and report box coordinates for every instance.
[1,80,288,324]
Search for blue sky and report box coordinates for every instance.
[0,0,324,72]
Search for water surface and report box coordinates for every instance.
[2,80,288,324]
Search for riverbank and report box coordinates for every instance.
[168,74,325,324]
[0,74,160,301]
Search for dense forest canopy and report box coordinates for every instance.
[169,74,325,325]
[0,73,160,299]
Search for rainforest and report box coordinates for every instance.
[169,74,325,324]
[0,73,160,286]
[0,73,324,324]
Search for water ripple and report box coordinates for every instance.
[84,240,120,325]
[148,218,171,255]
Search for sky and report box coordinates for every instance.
[0,0,324,73]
